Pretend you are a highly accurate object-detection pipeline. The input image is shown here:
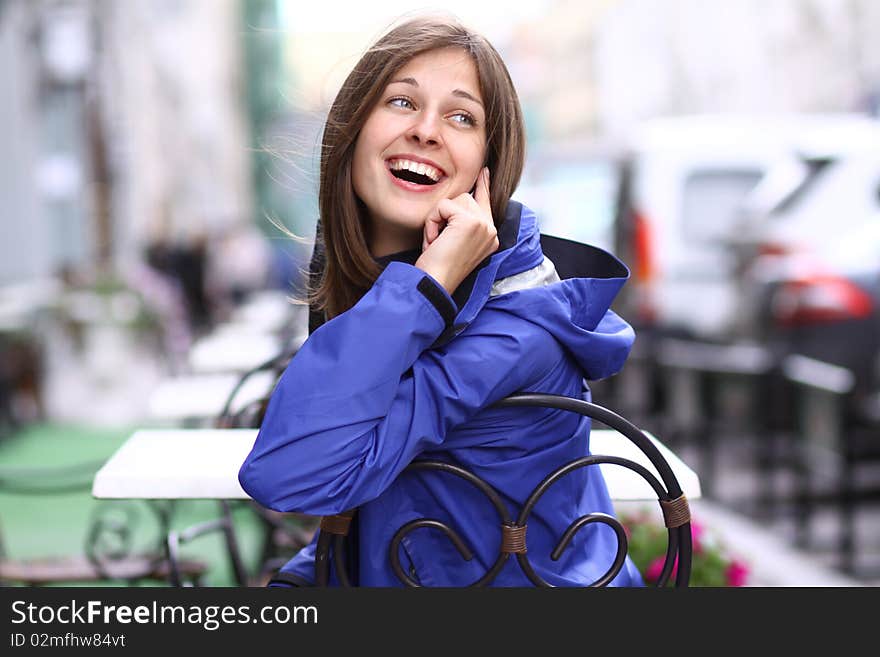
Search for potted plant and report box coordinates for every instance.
[620,509,750,587]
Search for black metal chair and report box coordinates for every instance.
[163,342,316,587]
[0,463,207,586]
[214,346,296,430]
[308,392,693,587]
[165,499,249,587]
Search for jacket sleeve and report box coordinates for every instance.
[238,261,554,515]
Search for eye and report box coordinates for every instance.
[449,111,477,127]
[388,96,415,110]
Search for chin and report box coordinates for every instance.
[395,211,431,234]
[371,206,425,238]
[391,198,434,224]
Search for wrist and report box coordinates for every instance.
[414,257,458,294]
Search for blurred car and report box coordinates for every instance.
[611,113,880,343]
[732,148,880,393]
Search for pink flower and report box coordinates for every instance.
[690,520,705,554]
[645,556,677,583]
[725,559,749,587]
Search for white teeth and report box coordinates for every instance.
[388,159,441,182]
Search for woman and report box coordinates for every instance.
[239,15,643,587]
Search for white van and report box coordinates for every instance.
[612,113,879,341]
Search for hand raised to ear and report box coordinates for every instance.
[416,167,497,295]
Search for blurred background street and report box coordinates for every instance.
[2,0,880,587]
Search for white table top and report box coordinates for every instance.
[92,429,701,502]
[187,331,283,374]
[230,292,306,334]
[147,371,279,422]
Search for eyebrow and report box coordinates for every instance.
[389,77,484,108]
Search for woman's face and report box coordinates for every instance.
[352,47,488,257]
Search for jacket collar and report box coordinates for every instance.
[311,200,628,338]
[374,201,529,317]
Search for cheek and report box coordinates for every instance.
[351,132,379,198]
[351,146,368,202]
[453,138,487,191]
[353,114,386,168]
[464,133,487,171]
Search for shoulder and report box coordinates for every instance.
[430,307,575,409]
[438,305,566,377]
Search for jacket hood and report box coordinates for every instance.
[459,200,634,380]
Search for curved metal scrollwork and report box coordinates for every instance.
[497,394,692,587]
[388,460,514,587]
[312,393,692,587]
[84,502,151,577]
[513,455,669,587]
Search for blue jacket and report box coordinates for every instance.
[239,201,644,586]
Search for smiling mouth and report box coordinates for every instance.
[386,158,444,186]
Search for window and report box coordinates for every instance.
[681,170,763,244]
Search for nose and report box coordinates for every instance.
[407,111,441,147]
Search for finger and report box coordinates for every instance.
[423,204,448,246]
[473,167,491,215]
[451,193,479,214]
[437,197,462,220]
[424,219,440,248]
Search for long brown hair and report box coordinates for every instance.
[313,15,526,320]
